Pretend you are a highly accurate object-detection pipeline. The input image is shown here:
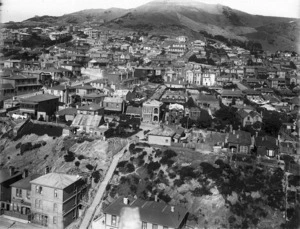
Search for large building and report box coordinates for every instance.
[103,197,188,229]
[19,94,59,120]
[30,173,88,229]
[142,99,163,123]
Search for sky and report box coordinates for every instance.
[1,0,300,23]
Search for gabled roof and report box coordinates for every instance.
[103,197,188,228]
[148,125,176,137]
[11,174,42,190]
[77,103,103,111]
[0,169,22,184]
[228,130,251,145]
[21,94,59,103]
[57,107,77,116]
[71,114,103,127]
[30,173,82,189]
[255,136,278,149]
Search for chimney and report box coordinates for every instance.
[255,131,258,137]
[154,194,158,202]
[237,134,239,139]
[45,166,50,174]
[171,206,175,212]
[233,130,235,135]
[23,169,29,178]
[123,197,129,205]
[9,166,15,176]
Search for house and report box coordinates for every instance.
[219,89,244,106]
[46,85,76,104]
[195,93,220,113]
[161,90,187,105]
[73,84,97,97]
[125,106,142,119]
[142,100,163,123]
[19,94,59,120]
[0,167,23,212]
[71,114,105,134]
[57,107,77,122]
[226,130,252,154]
[30,173,88,228]
[4,173,42,222]
[77,103,104,116]
[81,92,106,105]
[167,103,185,125]
[236,110,262,127]
[103,197,188,229]
[268,78,286,89]
[255,136,279,158]
[103,97,125,114]
[147,125,176,146]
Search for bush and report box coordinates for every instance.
[126,163,135,173]
[130,157,134,162]
[158,192,171,203]
[20,142,32,155]
[78,155,85,160]
[86,164,94,171]
[75,161,80,167]
[169,173,176,179]
[137,159,145,167]
[106,184,111,191]
[129,143,135,154]
[16,142,21,149]
[160,149,177,166]
[174,179,184,187]
[117,161,127,168]
[92,170,101,183]
[133,147,143,154]
[179,166,198,180]
[147,161,161,172]
[64,150,75,162]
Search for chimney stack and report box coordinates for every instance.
[255,131,258,137]
[23,169,29,178]
[154,194,158,202]
[171,206,175,212]
[45,166,50,174]
[9,166,15,176]
[123,197,129,205]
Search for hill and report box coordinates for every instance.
[4,0,300,51]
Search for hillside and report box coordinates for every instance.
[4,0,300,51]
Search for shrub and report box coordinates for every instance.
[137,159,145,167]
[86,164,94,171]
[169,173,176,179]
[130,156,135,162]
[126,163,135,173]
[129,143,136,154]
[78,155,85,160]
[147,161,161,172]
[16,142,21,149]
[117,161,127,168]
[20,142,32,155]
[64,150,75,162]
[174,179,184,187]
[106,184,111,191]
[133,147,143,154]
[192,187,212,196]
[130,185,137,193]
[179,166,198,180]
[158,192,171,203]
[75,161,80,167]
[92,170,101,183]
[110,185,117,198]
[155,149,162,157]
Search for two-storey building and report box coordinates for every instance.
[30,173,88,229]
[142,99,163,123]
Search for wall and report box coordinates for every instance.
[148,135,171,146]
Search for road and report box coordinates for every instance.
[79,147,125,229]
[0,216,43,229]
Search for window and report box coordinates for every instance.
[111,215,117,226]
[165,139,169,143]
[35,199,39,208]
[53,216,57,224]
[16,188,22,197]
[152,224,158,229]
[36,185,42,194]
[142,222,147,229]
[54,189,58,198]
[53,203,57,211]
[267,150,275,157]
[26,190,30,199]
[39,200,42,209]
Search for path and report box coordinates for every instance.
[79,147,125,229]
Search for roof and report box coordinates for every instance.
[82,92,106,98]
[143,99,163,107]
[126,106,142,115]
[0,169,22,184]
[77,103,103,111]
[10,174,42,190]
[21,94,59,103]
[103,97,124,103]
[71,114,103,128]
[220,89,243,97]
[30,173,82,189]
[73,84,95,90]
[0,83,14,90]
[148,125,176,137]
[227,130,251,145]
[255,136,278,149]
[57,107,77,116]
[103,197,188,228]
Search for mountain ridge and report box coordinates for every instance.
[3,0,300,51]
